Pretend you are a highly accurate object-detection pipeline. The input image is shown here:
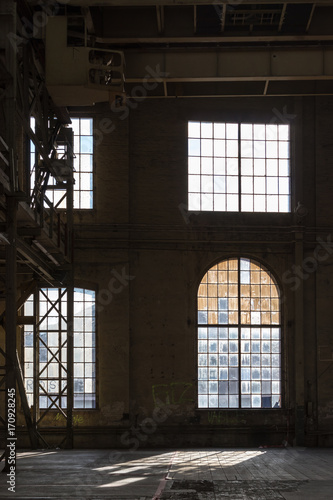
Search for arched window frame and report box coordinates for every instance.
[197,257,282,410]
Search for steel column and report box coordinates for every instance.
[66,174,74,449]
[4,196,18,473]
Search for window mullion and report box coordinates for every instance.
[238,123,241,211]
[237,258,241,408]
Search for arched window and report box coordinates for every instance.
[197,258,281,409]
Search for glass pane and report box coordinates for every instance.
[189,156,200,174]
[80,154,93,172]
[214,139,225,157]
[80,136,93,154]
[202,157,213,175]
[202,176,213,192]
[201,122,213,138]
[189,192,200,210]
[214,123,225,139]
[201,139,213,156]
[188,121,200,137]
[80,118,92,135]
[188,139,200,156]
[226,140,238,157]
[241,124,253,140]
[189,175,200,192]
[226,123,238,139]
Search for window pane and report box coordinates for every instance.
[80,118,93,135]
[202,157,213,175]
[189,193,200,211]
[189,156,200,174]
[227,194,238,211]
[201,139,213,156]
[214,139,225,157]
[214,123,225,139]
[189,139,200,156]
[241,124,253,140]
[202,193,213,211]
[189,175,200,192]
[189,121,200,137]
[201,122,213,138]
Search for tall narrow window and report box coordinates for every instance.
[197,258,281,409]
[188,121,290,212]
[72,118,93,209]
[24,288,96,409]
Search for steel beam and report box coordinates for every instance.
[32,288,39,440]
[0,279,37,326]
[16,238,56,281]
[306,4,316,31]
[46,41,333,104]
[66,140,74,450]
[15,351,39,449]
[124,47,333,81]
[82,33,333,45]
[2,0,18,473]
[295,231,305,445]
[56,0,333,6]
[4,196,18,472]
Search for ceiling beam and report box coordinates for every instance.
[92,34,333,44]
[46,44,333,103]
[81,7,95,34]
[221,4,227,32]
[124,47,333,81]
[56,0,333,6]
[193,5,197,34]
[278,3,287,32]
[306,4,316,32]
[156,5,164,35]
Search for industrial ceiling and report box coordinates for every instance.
[35,0,333,102]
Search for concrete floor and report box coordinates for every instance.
[0,447,333,499]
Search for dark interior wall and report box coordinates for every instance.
[30,95,333,448]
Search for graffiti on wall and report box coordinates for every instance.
[152,381,194,405]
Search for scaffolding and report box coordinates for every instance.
[0,0,75,471]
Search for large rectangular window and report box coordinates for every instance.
[188,121,290,213]
[24,288,96,410]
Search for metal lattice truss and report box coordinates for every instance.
[26,287,73,449]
